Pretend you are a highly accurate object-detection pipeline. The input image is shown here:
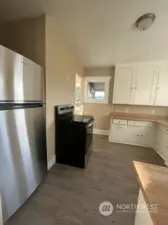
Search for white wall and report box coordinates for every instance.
[0,16,45,67]
[0,15,84,165]
[45,15,83,163]
[83,67,114,130]
[52,0,168,67]
[0,1,168,66]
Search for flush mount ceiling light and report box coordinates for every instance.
[135,13,156,30]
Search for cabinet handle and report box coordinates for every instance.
[156,86,159,90]
[135,87,137,89]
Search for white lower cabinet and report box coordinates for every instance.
[134,190,153,225]
[110,119,154,147]
[109,118,168,165]
[154,124,168,165]
[162,135,168,160]
[127,126,142,146]
[155,125,163,153]
[111,124,128,143]
[142,127,154,147]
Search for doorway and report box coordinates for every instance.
[75,73,83,115]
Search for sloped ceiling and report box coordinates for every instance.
[0,0,168,66]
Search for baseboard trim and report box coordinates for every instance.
[109,139,152,148]
[108,139,168,166]
[93,129,109,135]
[47,155,56,170]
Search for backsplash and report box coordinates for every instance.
[111,105,168,116]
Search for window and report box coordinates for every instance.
[95,91,105,100]
[84,76,111,104]
[88,82,105,100]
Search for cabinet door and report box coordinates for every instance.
[134,65,158,105]
[155,64,168,106]
[142,127,154,147]
[127,126,142,145]
[156,125,162,152]
[135,190,153,225]
[110,124,127,142]
[110,124,119,141]
[113,66,135,104]
[155,125,168,163]
[161,131,168,160]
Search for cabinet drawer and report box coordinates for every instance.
[127,120,152,127]
[113,119,127,125]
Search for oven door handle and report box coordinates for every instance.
[88,122,93,127]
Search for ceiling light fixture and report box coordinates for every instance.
[135,13,156,31]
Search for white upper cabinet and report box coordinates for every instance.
[155,64,168,106]
[113,66,135,104]
[113,61,168,106]
[134,64,158,105]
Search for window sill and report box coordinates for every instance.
[84,99,109,104]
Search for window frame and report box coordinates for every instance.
[84,76,111,104]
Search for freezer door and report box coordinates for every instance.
[0,106,47,223]
[0,45,44,102]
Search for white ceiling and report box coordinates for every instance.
[1,0,168,66]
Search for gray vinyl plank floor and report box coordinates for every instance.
[6,135,165,225]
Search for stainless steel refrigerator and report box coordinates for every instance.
[0,46,47,223]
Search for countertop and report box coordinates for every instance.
[111,112,168,127]
[134,161,168,225]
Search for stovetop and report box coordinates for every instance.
[72,115,94,124]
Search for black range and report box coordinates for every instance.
[55,105,94,168]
